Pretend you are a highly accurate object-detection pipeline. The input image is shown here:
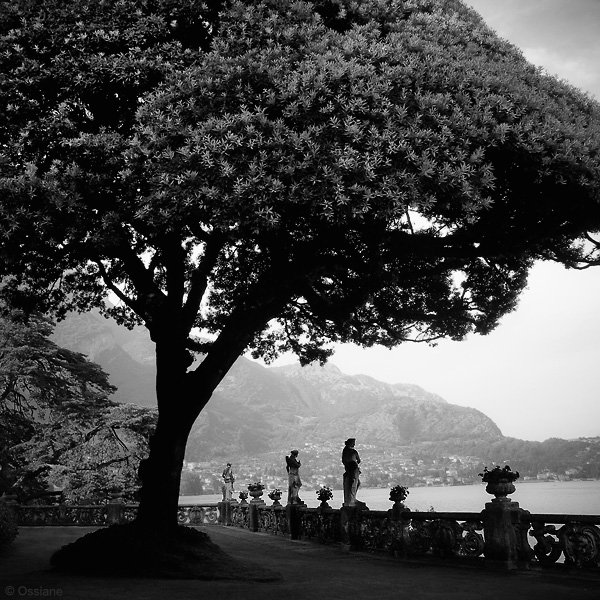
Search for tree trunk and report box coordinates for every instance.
[134,300,283,532]
[135,336,206,531]
[135,415,195,530]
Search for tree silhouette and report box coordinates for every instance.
[1,0,599,535]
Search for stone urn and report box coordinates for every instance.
[238,492,249,506]
[269,493,282,507]
[248,488,264,503]
[485,480,517,501]
[480,467,519,502]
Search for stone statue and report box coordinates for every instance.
[221,463,235,501]
[285,450,303,505]
[342,438,361,507]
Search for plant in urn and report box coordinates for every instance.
[247,482,265,503]
[268,488,282,507]
[389,485,409,508]
[479,466,520,502]
[316,485,333,509]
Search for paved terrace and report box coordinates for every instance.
[1,526,599,600]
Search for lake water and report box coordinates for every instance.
[180,480,600,515]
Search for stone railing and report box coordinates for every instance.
[17,504,117,527]
[6,490,599,571]
[177,503,219,526]
[10,498,219,527]
[528,513,600,569]
[341,509,486,559]
[223,493,600,571]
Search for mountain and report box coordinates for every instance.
[50,311,600,479]
[52,310,156,407]
[52,310,503,461]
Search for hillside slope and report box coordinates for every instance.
[53,311,503,461]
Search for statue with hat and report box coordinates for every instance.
[221,462,235,501]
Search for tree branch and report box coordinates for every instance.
[182,234,226,331]
[95,260,141,314]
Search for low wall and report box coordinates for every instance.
[12,502,219,527]
[224,497,600,571]
[6,495,600,571]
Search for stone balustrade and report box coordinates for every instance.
[5,492,599,571]
[223,496,600,571]
[17,503,115,527]
[177,503,220,526]
[12,500,219,527]
[527,513,600,568]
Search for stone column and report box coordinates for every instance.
[217,501,229,525]
[389,502,412,558]
[482,499,532,569]
[340,505,370,551]
[218,499,239,525]
[106,490,125,524]
[286,504,303,540]
[248,492,265,532]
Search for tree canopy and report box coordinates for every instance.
[1,0,599,363]
[1,0,600,528]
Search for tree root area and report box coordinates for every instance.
[50,523,281,580]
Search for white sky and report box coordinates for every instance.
[257,0,600,442]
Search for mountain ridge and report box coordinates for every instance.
[52,310,503,462]
[51,311,600,479]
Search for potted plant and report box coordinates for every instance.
[238,490,249,505]
[247,482,265,501]
[316,485,333,508]
[389,485,409,506]
[479,465,520,501]
[267,488,282,506]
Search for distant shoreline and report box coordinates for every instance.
[180,476,599,503]
[181,480,600,514]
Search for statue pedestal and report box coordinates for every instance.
[218,499,239,525]
[342,499,369,511]
[482,500,532,569]
[340,504,369,551]
[286,503,306,540]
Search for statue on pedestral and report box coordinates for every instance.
[221,463,235,501]
[285,450,303,505]
[342,438,361,507]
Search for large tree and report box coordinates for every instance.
[1,0,600,532]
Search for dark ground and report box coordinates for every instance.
[1,526,599,600]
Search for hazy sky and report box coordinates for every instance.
[260,1,600,442]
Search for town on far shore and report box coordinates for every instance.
[180,438,600,496]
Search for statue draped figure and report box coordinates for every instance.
[285,450,303,505]
[342,438,361,507]
[221,463,235,501]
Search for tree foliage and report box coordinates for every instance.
[1,0,599,362]
[54,404,158,503]
[1,0,600,526]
